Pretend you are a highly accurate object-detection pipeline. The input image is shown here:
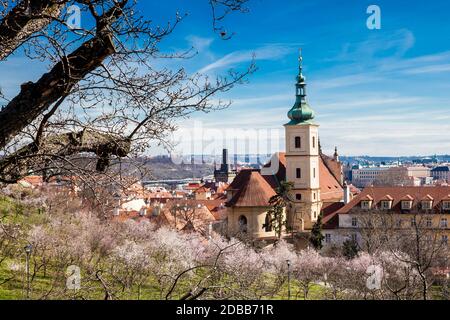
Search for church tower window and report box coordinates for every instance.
[296,168,302,179]
[295,136,301,149]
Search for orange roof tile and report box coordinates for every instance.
[322,202,345,230]
[195,186,210,193]
[227,169,276,207]
[318,156,344,201]
[422,194,434,201]
[401,194,414,201]
[21,176,44,186]
[336,186,450,215]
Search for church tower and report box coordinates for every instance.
[284,51,321,231]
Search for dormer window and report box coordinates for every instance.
[381,200,392,210]
[443,201,450,210]
[422,201,433,210]
[360,195,373,210]
[361,200,371,210]
[380,195,393,210]
[401,195,414,210]
[401,201,412,210]
[421,195,433,210]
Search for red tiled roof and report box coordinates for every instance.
[348,184,361,195]
[20,176,43,186]
[322,202,345,230]
[336,186,450,214]
[112,210,141,222]
[362,194,374,201]
[321,153,343,185]
[422,194,434,201]
[318,157,344,201]
[263,152,286,188]
[227,169,276,207]
[203,181,229,194]
[160,203,216,231]
[195,186,210,193]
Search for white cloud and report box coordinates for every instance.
[402,63,450,75]
[327,29,415,64]
[186,35,214,52]
[198,45,293,73]
[316,97,425,111]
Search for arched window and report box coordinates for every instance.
[238,215,248,233]
[312,136,316,149]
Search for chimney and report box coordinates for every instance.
[344,182,351,204]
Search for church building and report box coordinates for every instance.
[226,54,344,242]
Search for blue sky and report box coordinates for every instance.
[142,0,450,157]
[1,0,450,157]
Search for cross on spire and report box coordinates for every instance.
[286,50,316,125]
[298,48,303,73]
[295,48,306,100]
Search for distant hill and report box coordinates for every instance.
[133,156,215,180]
